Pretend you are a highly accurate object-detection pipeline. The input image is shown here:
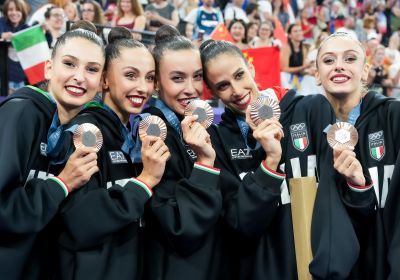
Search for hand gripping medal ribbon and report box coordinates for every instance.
[249,96,281,126]
[326,122,359,149]
[73,123,103,152]
[184,99,214,128]
[138,115,167,141]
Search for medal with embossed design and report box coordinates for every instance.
[139,115,167,141]
[250,96,281,126]
[326,122,358,149]
[73,123,103,152]
[184,99,214,128]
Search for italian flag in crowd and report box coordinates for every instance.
[11,25,50,85]
[294,137,308,150]
[372,146,384,159]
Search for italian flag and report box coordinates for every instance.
[294,137,307,150]
[372,146,384,159]
[11,25,50,85]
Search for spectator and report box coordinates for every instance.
[390,0,400,33]
[145,0,179,32]
[184,0,223,40]
[272,0,292,30]
[43,6,66,48]
[386,31,400,65]
[299,8,313,42]
[64,1,79,21]
[112,0,146,40]
[257,0,272,22]
[224,0,248,27]
[280,23,311,90]
[245,2,259,24]
[336,15,358,40]
[250,20,281,48]
[80,0,108,43]
[228,18,248,49]
[0,0,29,95]
[246,21,258,44]
[367,44,393,96]
[81,0,106,25]
[173,0,198,19]
[28,0,68,26]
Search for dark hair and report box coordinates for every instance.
[245,3,258,15]
[228,19,248,44]
[3,0,28,24]
[44,6,56,19]
[51,21,105,58]
[81,0,106,24]
[199,39,248,87]
[152,25,196,76]
[287,23,300,35]
[69,20,97,33]
[105,26,147,71]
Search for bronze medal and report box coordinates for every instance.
[73,123,103,152]
[184,99,214,128]
[326,122,358,149]
[250,96,281,126]
[138,115,167,141]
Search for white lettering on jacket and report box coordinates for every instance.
[369,165,394,208]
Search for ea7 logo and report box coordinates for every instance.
[109,151,128,164]
[368,131,385,161]
[290,123,309,152]
[230,148,252,160]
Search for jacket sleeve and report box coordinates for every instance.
[149,135,222,256]
[0,101,67,237]
[338,174,377,223]
[59,175,152,250]
[58,120,152,250]
[210,127,285,239]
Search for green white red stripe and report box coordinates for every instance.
[371,146,384,159]
[11,25,50,85]
[130,178,152,197]
[347,181,373,193]
[194,162,220,175]
[48,176,69,197]
[294,137,307,150]
[260,161,286,180]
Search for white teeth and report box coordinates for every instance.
[333,76,348,82]
[129,97,143,104]
[66,87,84,94]
[236,95,249,105]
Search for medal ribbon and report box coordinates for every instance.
[236,115,260,150]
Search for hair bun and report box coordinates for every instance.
[70,20,97,33]
[199,39,215,53]
[108,26,132,45]
[155,25,180,45]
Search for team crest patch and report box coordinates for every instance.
[290,123,309,152]
[368,131,385,161]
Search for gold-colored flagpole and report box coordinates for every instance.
[289,176,318,280]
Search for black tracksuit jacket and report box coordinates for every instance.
[55,103,152,280]
[0,86,69,280]
[142,106,224,280]
[280,91,400,280]
[208,107,297,280]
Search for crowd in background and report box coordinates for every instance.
[1,0,400,98]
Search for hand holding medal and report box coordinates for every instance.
[184,99,214,129]
[138,115,167,141]
[327,122,366,186]
[73,123,103,152]
[249,96,281,126]
[326,122,358,149]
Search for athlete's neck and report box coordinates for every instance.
[326,92,363,122]
[57,105,80,125]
